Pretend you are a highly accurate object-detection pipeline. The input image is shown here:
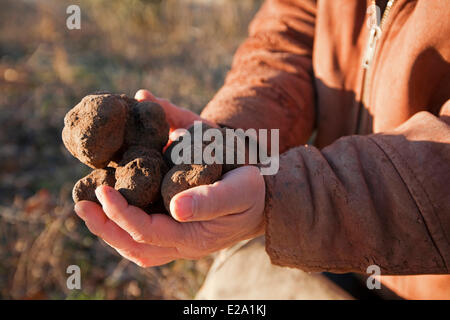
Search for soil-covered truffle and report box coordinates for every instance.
[163,122,215,167]
[64,93,228,215]
[118,146,164,167]
[115,152,165,208]
[219,127,245,173]
[161,163,222,213]
[62,93,128,169]
[124,101,169,152]
[72,167,116,204]
[163,123,245,173]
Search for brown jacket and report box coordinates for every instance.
[201,0,450,299]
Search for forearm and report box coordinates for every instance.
[263,107,450,275]
[201,0,317,153]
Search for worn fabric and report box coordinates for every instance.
[196,237,353,300]
[201,0,450,299]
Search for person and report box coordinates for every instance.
[74,0,450,299]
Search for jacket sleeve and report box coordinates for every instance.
[200,0,316,152]
[263,102,450,275]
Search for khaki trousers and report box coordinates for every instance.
[196,237,353,300]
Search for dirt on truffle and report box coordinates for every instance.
[115,152,166,208]
[124,101,169,152]
[64,93,228,215]
[163,123,244,173]
[62,94,128,169]
[163,122,214,167]
[219,127,245,173]
[119,145,165,167]
[161,163,222,213]
[72,167,116,204]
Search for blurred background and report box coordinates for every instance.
[0,0,263,299]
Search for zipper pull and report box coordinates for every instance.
[362,25,382,69]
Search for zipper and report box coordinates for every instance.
[356,0,396,133]
[362,0,396,69]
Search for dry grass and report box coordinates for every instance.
[0,0,262,299]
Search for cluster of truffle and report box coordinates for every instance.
[62,93,238,215]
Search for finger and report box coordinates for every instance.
[95,186,186,247]
[74,201,179,266]
[114,248,175,268]
[170,166,264,222]
[156,98,201,129]
[134,89,193,128]
[135,89,219,133]
[134,89,157,102]
[169,127,189,142]
[75,200,134,249]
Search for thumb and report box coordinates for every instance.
[134,89,157,102]
[170,166,264,222]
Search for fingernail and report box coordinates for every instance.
[74,202,85,218]
[172,196,195,221]
[169,129,185,142]
[135,89,149,100]
[95,186,107,202]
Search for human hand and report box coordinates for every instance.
[74,165,266,267]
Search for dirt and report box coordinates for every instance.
[163,122,213,166]
[115,153,165,208]
[72,167,116,204]
[219,127,244,173]
[64,94,226,213]
[64,93,170,209]
[163,124,243,173]
[62,93,128,169]
[124,101,169,152]
[161,163,222,213]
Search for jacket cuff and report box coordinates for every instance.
[259,148,316,270]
